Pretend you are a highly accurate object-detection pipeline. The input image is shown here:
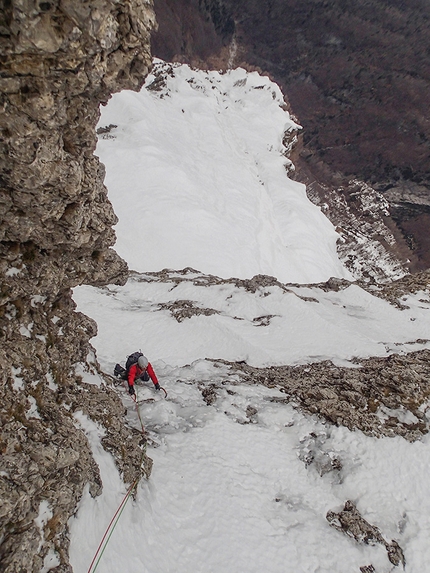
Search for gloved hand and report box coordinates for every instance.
[154,383,161,391]
[128,384,135,396]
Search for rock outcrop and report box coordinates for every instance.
[327,500,406,570]
[219,348,430,442]
[0,2,155,571]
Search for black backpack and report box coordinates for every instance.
[125,351,143,372]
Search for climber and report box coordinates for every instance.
[128,354,160,396]
[114,353,160,395]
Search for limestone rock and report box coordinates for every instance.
[222,348,430,441]
[0,1,156,571]
[327,500,405,568]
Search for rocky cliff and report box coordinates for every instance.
[0,2,155,571]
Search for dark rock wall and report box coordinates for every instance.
[151,0,230,67]
[0,2,155,571]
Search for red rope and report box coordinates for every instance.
[86,478,138,573]
[87,381,151,572]
[87,376,167,571]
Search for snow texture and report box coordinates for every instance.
[95,60,350,284]
[70,62,430,573]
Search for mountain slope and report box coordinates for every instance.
[70,63,430,573]
[95,60,349,284]
[152,0,430,272]
[71,267,430,573]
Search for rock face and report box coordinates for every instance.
[151,0,230,67]
[327,500,406,569]
[221,348,430,442]
[152,0,430,275]
[0,2,155,571]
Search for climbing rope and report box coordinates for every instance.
[86,382,153,572]
[87,478,139,573]
[131,388,146,434]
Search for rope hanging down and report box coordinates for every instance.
[87,384,151,573]
[87,478,139,573]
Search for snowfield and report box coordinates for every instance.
[70,62,430,573]
[95,60,350,284]
[74,271,430,370]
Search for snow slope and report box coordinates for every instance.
[69,335,430,573]
[74,271,430,370]
[69,62,430,573]
[95,60,350,284]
